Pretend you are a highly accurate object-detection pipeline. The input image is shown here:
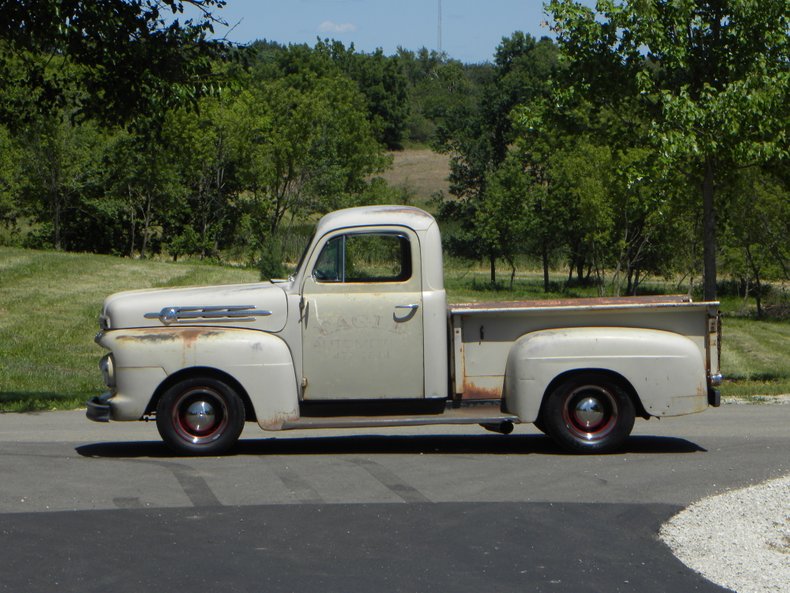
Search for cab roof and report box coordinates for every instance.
[315,205,437,235]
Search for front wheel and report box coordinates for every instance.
[156,377,245,456]
[541,373,635,454]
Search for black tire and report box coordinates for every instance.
[156,376,245,456]
[541,372,635,454]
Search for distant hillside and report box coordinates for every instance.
[379,148,451,206]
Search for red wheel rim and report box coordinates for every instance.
[561,384,618,442]
[171,387,229,445]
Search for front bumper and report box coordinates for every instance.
[708,388,721,407]
[86,392,113,422]
[708,373,723,407]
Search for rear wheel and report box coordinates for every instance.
[541,372,635,454]
[156,377,245,456]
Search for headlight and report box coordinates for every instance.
[99,353,116,388]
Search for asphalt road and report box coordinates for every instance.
[1,404,788,593]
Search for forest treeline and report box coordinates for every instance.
[0,1,787,310]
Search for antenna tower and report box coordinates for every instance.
[438,0,443,53]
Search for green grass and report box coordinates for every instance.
[1,246,787,412]
[0,247,258,412]
[718,316,790,396]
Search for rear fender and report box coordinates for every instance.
[503,327,707,422]
[99,327,299,429]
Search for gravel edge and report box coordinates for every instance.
[660,475,790,593]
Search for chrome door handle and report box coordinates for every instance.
[396,304,419,310]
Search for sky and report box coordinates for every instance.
[204,0,555,64]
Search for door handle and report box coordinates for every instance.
[396,304,419,310]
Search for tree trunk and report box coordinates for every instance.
[140,194,153,259]
[745,245,763,318]
[542,241,550,293]
[508,259,516,289]
[703,157,717,300]
[489,254,496,285]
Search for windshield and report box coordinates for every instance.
[290,227,316,280]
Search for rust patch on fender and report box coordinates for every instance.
[115,327,225,346]
[462,380,502,400]
[259,408,300,431]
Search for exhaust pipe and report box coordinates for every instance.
[480,421,514,435]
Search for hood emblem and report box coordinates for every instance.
[144,305,273,325]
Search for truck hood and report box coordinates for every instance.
[100,281,289,333]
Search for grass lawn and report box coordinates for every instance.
[1,246,787,412]
[0,247,258,412]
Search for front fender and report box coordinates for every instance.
[503,327,708,422]
[98,327,299,429]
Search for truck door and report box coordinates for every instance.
[301,227,424,400]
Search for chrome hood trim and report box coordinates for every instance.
[101,282,288,333]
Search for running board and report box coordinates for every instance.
[281,402,519,431]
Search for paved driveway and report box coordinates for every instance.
[1,404,787,592]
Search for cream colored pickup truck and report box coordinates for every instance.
[88,206,722,455]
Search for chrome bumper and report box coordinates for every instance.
[86,392,113,422]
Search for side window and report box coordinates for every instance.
[313,233,412,283]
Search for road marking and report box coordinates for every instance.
[348,457,431,503]
[275,469,324,504]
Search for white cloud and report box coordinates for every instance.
[318,20,357,34]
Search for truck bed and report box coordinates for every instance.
[449,295,718,401]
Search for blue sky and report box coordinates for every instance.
[207,0,554,64]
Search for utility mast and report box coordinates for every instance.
[438,0,443,53]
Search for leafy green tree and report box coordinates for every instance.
[721,167,789,316]
[477,159,534,288]
[434,33,560,284]
[235,57,388,249]
[166,89,250,259]
[0,0,229,127]
[15,113,106,250]
[546,142,615,290]
[0,125,20,230]
[317,41,410,150]
[548,0,790,299]
[102,123,184,258]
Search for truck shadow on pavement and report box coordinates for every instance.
[75,433,706,458]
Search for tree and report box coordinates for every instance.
[0,0,230,127]
[15,113,106,250]
[236,50,388,246]
[166,89,249,259]
[546,142,615,290]
[102,122,184,258]
[317,41,410,150]
[0,125,20,230]
[435,33,560,284]
[478,159,535,288]
[721,167,789,316]
[548,0,790,299]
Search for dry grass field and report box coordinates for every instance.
[379,148,451,206]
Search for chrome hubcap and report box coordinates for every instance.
[172,387,229,444]
[562,384,618,441]
[573,397,605,429]
[184,401,216,433]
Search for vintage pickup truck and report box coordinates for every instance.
[87,205,722,455]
